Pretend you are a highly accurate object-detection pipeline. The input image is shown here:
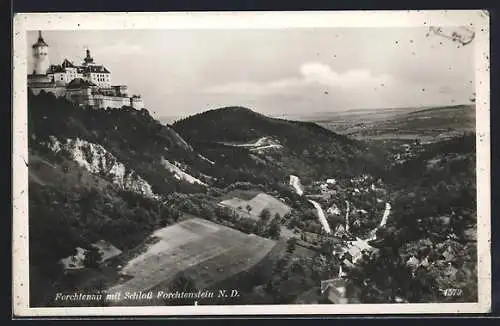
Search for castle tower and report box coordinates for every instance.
[32,31,49,75]
[83,48,95,66]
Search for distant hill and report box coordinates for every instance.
[390,104,475,132]
[387,132,476,184]
[347,104,475,140]
[172,106,387,183]
[295,104,475,140]
[159,115,184,126]
[407,104,474,116]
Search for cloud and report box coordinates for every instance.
[299,63,394,89]
[200,61,473,113]
[203,62,394,95]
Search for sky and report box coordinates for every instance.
[27,28,475,120]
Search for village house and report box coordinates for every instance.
[327,203,341,215]
[336,237,378,266]
[59,247,87,272]
[321,278,348,304]
[59,240,122,273]
[319,265,351,304]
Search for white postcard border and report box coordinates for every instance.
[12,10,491,316]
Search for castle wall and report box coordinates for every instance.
[112,85,128,97]
[50,71,83,85]
[29,83,143,110]
[64,88,93,106]
[29,86,67,97]
[64,89,133,109]
[98,96,131,109]
[130,97,144,109]
[86,72,112,88]
[28,74,52,84]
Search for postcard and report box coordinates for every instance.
[12,10,491,316]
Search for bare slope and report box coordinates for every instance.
[28,90,212,195]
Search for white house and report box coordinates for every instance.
[60,247,87,271]
[59,240,122,272]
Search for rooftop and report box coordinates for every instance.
[47,65,66,74]
[61,59,76,69]
[321,278,346,294]
[47,61,110,74]
[82,65,111,74]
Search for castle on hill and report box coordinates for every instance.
[27,31,144,110]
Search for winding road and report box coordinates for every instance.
[366,202,392,241]
[289,174,392,240]
[288,175,405,303]
[289,175,331,234]
[307,200,332,234]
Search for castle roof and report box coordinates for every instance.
[82,65,111,74]
[46,62,110,75]
[67,78,97,89]
[32,31,48,48]
[47,65,65,74]
[61,59,76,68]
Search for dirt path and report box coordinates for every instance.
[308,199,332,234]
[289,175,331,234]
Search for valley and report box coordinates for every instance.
[27,91,478,306]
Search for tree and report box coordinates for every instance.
[259,208,271,222]
[256,219,268,236]
[286,238,297,254]
[268,219,281,240]
[265,277,281,295]
[83,246,103,268]
[167,273,198,305]
[283,212,293,220]
[200,204,216,221]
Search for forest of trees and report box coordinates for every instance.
[346,134,477,303]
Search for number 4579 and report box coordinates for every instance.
[439,288,463,296]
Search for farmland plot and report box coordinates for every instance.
[182,235,276,289]
[106,218,277,305]
[219,192,292,221]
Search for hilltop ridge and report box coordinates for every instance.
[173,106,387,183]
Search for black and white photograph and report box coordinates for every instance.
[12,11,491,316]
